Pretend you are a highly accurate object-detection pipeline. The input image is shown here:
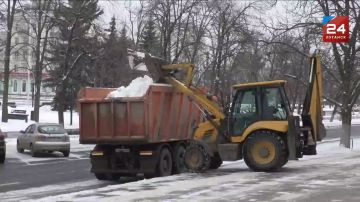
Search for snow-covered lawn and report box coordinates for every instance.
[0,105,79,132]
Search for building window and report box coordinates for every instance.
[22,80,26,92]
[15,52,19,59]
[15,37,19,44]
[13,80,17,92]
[31,83,34,93]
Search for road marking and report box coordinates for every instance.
[0,182,20,187]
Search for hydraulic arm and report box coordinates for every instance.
[144,54,225,122]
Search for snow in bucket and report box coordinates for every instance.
[107,75,153,98]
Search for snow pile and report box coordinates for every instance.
[0,105,79,132]
[107,75,153,98]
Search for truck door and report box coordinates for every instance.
[230,88,259,136]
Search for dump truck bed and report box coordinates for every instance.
[79,84,202,144]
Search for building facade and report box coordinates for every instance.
[0,7,55,103]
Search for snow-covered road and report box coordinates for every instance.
[1,139,360,202]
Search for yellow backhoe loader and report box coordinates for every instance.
[144,52,326,172]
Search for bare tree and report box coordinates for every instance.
[19,0,56,122]
[1,0,17,122]
[266,1,360,148]
[147,0,199,62]
[204,1,257,107]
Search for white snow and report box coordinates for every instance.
[133,62,148,71]
[7,137,360,202]
[136,51,145,58]
[0,105,79,132]
[106,75,153,98]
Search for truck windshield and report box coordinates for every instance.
[38,125,66,134]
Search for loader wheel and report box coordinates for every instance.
[209,152,223,169]
[157,147,173,177]
[173,144,187,174]
[184,142,210,172]
[243,131,287,172]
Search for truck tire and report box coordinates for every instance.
[157,147,173,177]
[209,152,223,169]
[94,173,107,180]
[243,131,287,172]
[173,144,187,174]
[62,150,70,157]
[184,142,210,172]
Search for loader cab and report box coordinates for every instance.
[230,80,290,136]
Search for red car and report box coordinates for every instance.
[0,129,5,164]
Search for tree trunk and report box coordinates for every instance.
[58,99,64,126]
[56,86,65,125]
[70,107,73,125]
[340,107,351,148]
[330,105,338,122]
[33,14,43,122]
[34,81,41,122]
[2,0,17,122]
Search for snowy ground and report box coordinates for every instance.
[0,104,78,132]
[1,138,360,202]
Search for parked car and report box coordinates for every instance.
[0,129,5,164]
[17,123,70,157]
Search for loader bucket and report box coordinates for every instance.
[144,54,168,83]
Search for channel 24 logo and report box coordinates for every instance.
[322,16,349,43]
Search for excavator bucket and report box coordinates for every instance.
[144,54,168,83]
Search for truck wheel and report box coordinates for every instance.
[184,142,210,172]
[17,141,24,153]
[243,131,287,171]
[173,144,187,174]
[209,152,223,169]
[157,147,172,177]
[62,150,70,157]
[94,173,107,180]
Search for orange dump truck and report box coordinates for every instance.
[79,85,202,180]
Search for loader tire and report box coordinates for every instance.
[243,131,287,172]
[184,142,210,172]
[209,152,223,169]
